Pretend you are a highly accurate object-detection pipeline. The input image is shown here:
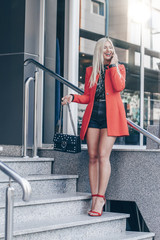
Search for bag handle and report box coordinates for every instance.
[58,103,76,135]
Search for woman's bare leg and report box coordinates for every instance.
[86,128,100,210]
[90,128,116,215]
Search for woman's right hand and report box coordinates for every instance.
[61,95,73,105]
[110,52,118,65]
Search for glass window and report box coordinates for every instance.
[91,0,104,16]
[92,2,99,14]
[143,1,160,144]
[79,0,160,146]
[153,57,160,70]
[152,0,160,9]
[152,33,160,52]
[152,8,160,31]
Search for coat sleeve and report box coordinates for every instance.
[72,68,90,104]
[110,64,126,92]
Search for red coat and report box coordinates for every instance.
[73,64,129,140]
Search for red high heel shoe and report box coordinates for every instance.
[88,194,98,215]
[89,194,106,216]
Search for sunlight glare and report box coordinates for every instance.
[128,1,150,23]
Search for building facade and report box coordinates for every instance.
[1,0,160,149]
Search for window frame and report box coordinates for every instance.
[91,0,105,17]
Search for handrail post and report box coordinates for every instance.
[33,71,39,158]
[0,162,31,240]
[23,77,34,158]
[5,181,14,240]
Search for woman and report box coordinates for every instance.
[62,37,129,216]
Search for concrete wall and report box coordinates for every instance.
[108,0,128,41]
[81,0,105,34]
[108,0,128,63]
[80,0,105,55]
[107,149,160,239]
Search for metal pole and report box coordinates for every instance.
[33,71,39,158]
[63,0,80,135]
[23,77,34,158]
[140,1,145,147]
[105,0,109,36]
[38,0,45,148]
[5,180,14,240]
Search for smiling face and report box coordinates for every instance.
[103,41,114,64]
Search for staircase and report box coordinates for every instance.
[0,155,155,240]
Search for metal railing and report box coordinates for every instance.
[24,74,38,158]
[0,161,31,240]
[127,119,160,145]
[24,58,160,157]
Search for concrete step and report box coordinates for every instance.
[0,145,22,157]
[0,174,78,201]
[0,192,91,225]
[0,212,129,239]
[0,157,54,178]
[88,231,155,240]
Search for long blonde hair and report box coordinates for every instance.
[89,37,121,87]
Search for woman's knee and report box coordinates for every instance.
[99,152,110,164]
[89,153,98,164]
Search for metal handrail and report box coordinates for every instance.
[23,77,34,158]
[24,58,83,95]
[0,161,31,240]
[23,74,39,158]
[23,58,82,157]
[0,162,31,201]
[127,119,160,145]
[24,58,160,150]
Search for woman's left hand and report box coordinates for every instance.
[110,53,118,65]
[61,95,73,105]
